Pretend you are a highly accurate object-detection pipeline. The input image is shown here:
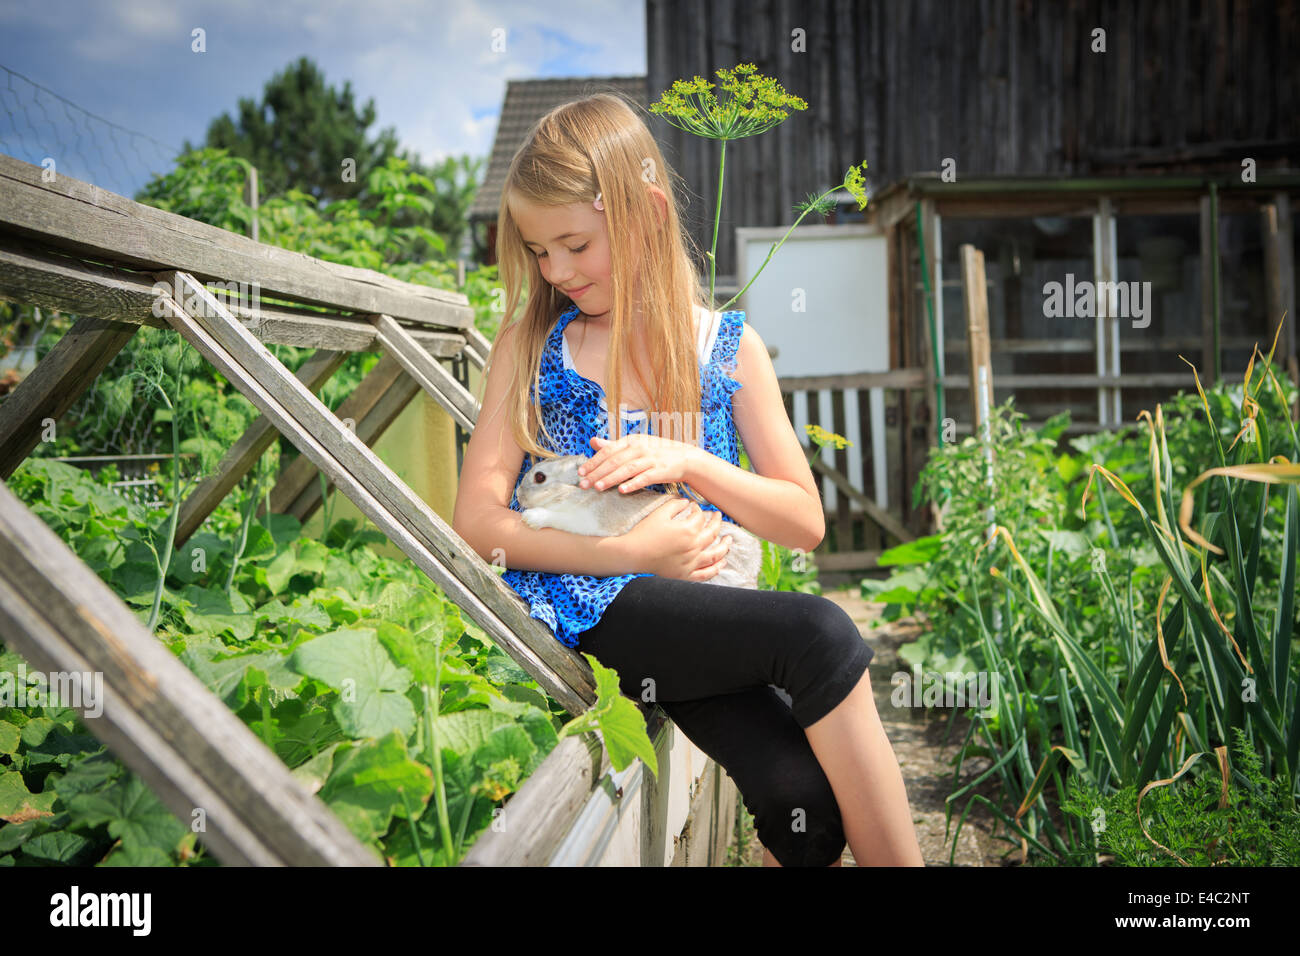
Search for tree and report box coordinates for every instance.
[186,56,400,205]
[181,56,483,262]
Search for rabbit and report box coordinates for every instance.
[516,453,761,589]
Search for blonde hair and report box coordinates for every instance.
[478,91,711,501]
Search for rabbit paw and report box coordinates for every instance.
[520,507,548,529]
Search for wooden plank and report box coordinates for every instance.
[777,368,927,391]
[941,335,1267,355]
[463,324,493,370]
[0,481,381,866]
[459,733,609,865]
[831,388,852,552]
[0,237,466,356]
[174,349,348,545]
[808,453,913,544]
[272,355,421,523]
[857,386,879,553]
[0,314,137,480]
[939,372,1197,388]
[0,154,472,330]
[151,271,596,716]
[814,549,884,572]
[369,313,478,431]
[460,708,670,866]
[805,388,823,510]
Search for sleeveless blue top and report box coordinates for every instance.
[501,303,746,648]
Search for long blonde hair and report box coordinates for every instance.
[478,91,711,501]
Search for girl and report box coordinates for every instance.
[451,92,923,867]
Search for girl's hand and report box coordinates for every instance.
[623,498,730,581]
[579,434,698,493]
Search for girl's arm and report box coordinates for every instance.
[451,323,641,577]
[684,323,825,553]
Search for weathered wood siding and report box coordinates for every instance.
[647,0,1299,278]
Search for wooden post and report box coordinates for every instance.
[961,245,993,434]
[1200,190,1222,382]
[1094,198,1120,424]
[244,165,259,244]
[1263,194,1298,392]
[961,244,997,547]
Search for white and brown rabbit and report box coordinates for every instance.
[517,453,761,589]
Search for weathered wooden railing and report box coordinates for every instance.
[777,368,925,572]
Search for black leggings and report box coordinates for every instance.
[575,574,875,867]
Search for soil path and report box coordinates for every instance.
[737,585,1011,867]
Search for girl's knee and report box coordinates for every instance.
[783,595,875,681]
[803,596,868,652]
[745,766,846,867]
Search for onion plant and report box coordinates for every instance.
[941,323,1298,863]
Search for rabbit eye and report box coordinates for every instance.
[533,472,546,484]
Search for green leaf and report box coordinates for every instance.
[0,769,57,823]
[66,774,188,856]
[319,732,433,844]
[1038,529,1091,556]
[19,830,93,864]
[258,598,331,633]
[178,584,256,642]
[180,640,258,709]
[238,522,277,563]
[264,546,299,594]
[322,552,366,592]
[877,534,943,567]
[289,627,416,738]
[559,654,657,776]
[290,740,345,796]
[0,721,20,756]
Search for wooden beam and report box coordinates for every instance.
[0,314,137,480]
[173,349,349,546]
[0,481,382,866]
[940,372,1196,388]
[368,313,478,431]
[0,237,466,357]
[151,270,595,717]
[463,324,493,370]
[813,549,884,572]
[777,368,927,392]
[0,154,472,330]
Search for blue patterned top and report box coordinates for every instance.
[501,303,746,648]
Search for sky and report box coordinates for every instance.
[0,0,645,198]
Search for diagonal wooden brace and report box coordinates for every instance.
[151,270,595,715]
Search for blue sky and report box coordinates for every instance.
[0,0,645,198]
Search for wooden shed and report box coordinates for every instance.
[869,173,1299,473]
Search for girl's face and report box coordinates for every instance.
[509,194,611,319]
